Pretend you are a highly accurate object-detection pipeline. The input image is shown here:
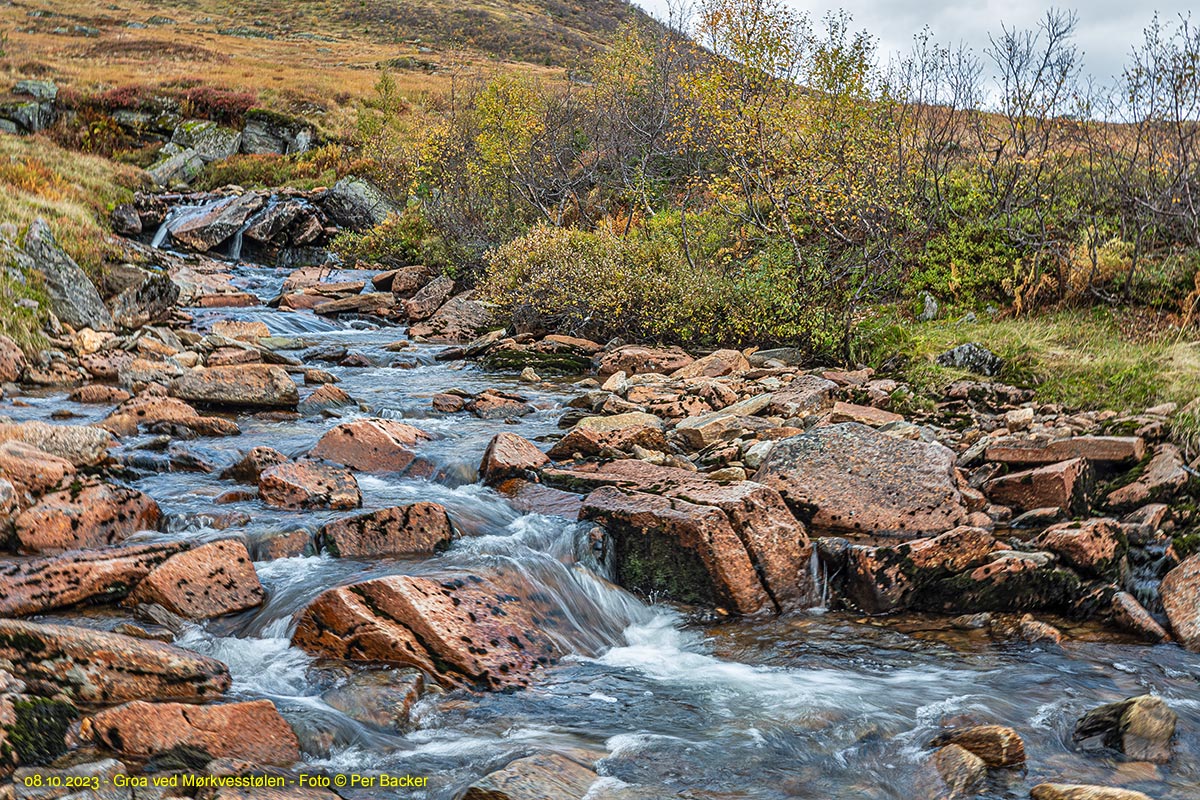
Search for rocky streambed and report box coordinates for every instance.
[1,190,1199,799]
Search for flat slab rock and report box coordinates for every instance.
[318,502,454,558]
[129,538,265,619]
[292,574,560,690]
[13,481,162,554]
[0,619,230,704]
[753,422,968,537]
[310,418,434,472]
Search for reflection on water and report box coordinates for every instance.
[10,261,1200,799]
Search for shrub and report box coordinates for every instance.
[331,206,446,269]
[177,86,257,124]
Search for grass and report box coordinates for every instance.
[855,306,1200,443]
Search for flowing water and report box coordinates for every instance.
[9,259,1200,799]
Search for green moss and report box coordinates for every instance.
[2,698,77,769]
[611,527,716,608]
[481,349,592,375]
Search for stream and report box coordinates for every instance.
[7,257,1200,799]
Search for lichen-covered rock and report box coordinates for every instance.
[129,539,265,620]
[258,461,361,510]
[0,420,113,466]
[754,423,968,537]
[171,364,298,409]
[310,418,434,472]
[0,693,76,778]
[596,345,694,377]
[1160,554,1200,651]
[292,574,560,690]
[0,620,230,703]
[984,458,1090,514]
[318,503,454,558]
[100,393,241,438]
[22,219,114,331]
[1035,518,1126,580]
[0,440,74,497]
[1106,444,1190,510]
[480,433,549,485]
[0,335,26,383]
[13,481,161,553]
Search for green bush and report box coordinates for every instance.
[331,206,451,270]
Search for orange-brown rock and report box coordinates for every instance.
[387,264,435,297]
[207,347,262,366]
[985,435,1145,466]
[754,423,968,537]
[670,349,749,379]
[596,345,694,377]
[0,420,113,466]
[299,383,353,413]
[68,384,132,404]
[292,574,560,690]
[1110,590,1170,642]
[479,433,549,485]
[0,541,188,617]
[462,753,598,800]
[222,446,289,483]
[829,401,904,427]
[1161,554,1200,652]
[764,375,837,418]
[171,364,298,409]
[1035,518,1125,579]
[258,461,361,510]
[1106,444,1189,510]
[313,292,397,317]
[13,481,161,553]
[318,503,454,558]
[407,291,493,342]
[0,440,74,497]
[129,539,265,619]
[211,320,270,342]
[547,425,670,460]
[929,724,1026,768]
[467,389,534,420]
[0,334,26,383]
[985,458,1089,513]
[579,486,772,614]
[1030,784,1152,800]
[403,275,454,321]
[0,619,230,703]
[310,418,434,472]
[87,699,299,765]
[100,393,241,437]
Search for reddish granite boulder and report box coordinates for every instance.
[985,436,1145,466]
[596,345,694,377]
[0,440,74,497]
[462,753,598,800]
[0,335,26,383]
[403,275,454,321]
[670,349,749,379]
[258,461,361,510]
[319,503,454,558]
[171,364,298,409]
[480,433,549,485]
[293,574,560,690]
[310,418,434,472]
[100,393,241,437]
[129,539,265,619]
[1106,444,1189,510]
[87,699,299,766]
[13,481,161,553]
[222,446,289,483]
[1035,518,1126,579]
[1161,554,1200,652]
[0,620,230,703]
[984,458,1090,514]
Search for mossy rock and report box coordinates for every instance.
[1,697,77,771]
[481,349,591,375]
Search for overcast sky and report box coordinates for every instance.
[632,1,1194,91]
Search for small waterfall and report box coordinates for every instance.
[226,217,254,262]
[150,198,231,250]
[809,547,831,612]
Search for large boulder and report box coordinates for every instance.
[0,692,76,778]
[241,109,314,155]
[0,620,230,703]
[929,724,1026,768]
[129,539,265,620]
[0,440,74,496]
[258,461,361,510]
[318,503,454,558]
[292,574,560,690]
[985,436,1145,466]
[310,418,433,472]
[108,269,181,329]
[100,393,241,438]
[403,275,455,321]
[670,349,749,379]
[87,699,298,766]
[1035,518,1126,580]
[479,433,549,485]
[1106,444,1190,510]
[408,291,495,342]
[0,541,188,617]
[21,219,113,331]
[169,193,264,252]
[596,345,693,377]
[13,481,161,553]
[1160,554,1200,651]
[753,423,968,537]
[171,364,299,409]
[984,458,1090,514]
[322,177,399,230]
[171,119,242,162]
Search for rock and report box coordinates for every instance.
[403,275,455,321]
[1005,406,1036,431]
[673,412,772,450]
[169,194,264,252]
[172,119,242,162]
[984,458,1090,514]
[918,291,939,321]
[937,343,1004,376]
[985,436,1145,466]
[8,758,126,796]
[461,753,598,800]
[468,389,534,420]
[1110,591,1169,642]
[129,539,264,620]
[765,374,837,417]
[932,744,986,797]
[1017,614,1064,644]
[596,345,694,377]
[1160,554,1200,651]
[385,264,435,297]
[829,401,904,426]
[480,433,549,485]
[241,110,314,155]
[87,699,298,766]
[1107,444,1189,510]
[0,693,76,777]
[548,424,669,461]
[322,176,399,230]
[211,320,270,342]
[0,620,230,703]
[318,503,454,558]
[111,202,142,235]
[258,461,361,510]
[312,292,397,317]
[432,393,465,413]
[843,526,998,614]
[310,418,434,472]
[147,147,204,187]
[22,219,114,331]
[69,384,132,404]
[13,481,161,553]
[929,724,1026,768]
[0,335,26,383]
[100,394,241,438]
[293,574,560,690]
[1030,784,1153,800]
[579,486,772,614]
[0,421,113,466]
[1035,518,1125,579]
[408,291,495,342]
[0,440,74,496]
[754,423,968,537]
[1074,694,1176,763]
[321,668,423,730]
[171,364,299,409]
[0,541,187,617]
[671,349,749,379]
[222,446,288,483]
[299,383,354,413]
